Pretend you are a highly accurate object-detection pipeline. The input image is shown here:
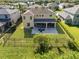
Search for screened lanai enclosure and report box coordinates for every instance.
[32,18,58,34]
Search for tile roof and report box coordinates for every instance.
[0,8,19,14]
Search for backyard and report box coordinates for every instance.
[0,22,78,59]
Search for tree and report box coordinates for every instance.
[33,35,52,54]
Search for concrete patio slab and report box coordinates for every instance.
[32,28,58,34]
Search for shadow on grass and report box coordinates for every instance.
[66,23,79,28]
[24,28,35,38]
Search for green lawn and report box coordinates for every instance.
[0,22,79,59]
[59,21,79,46]
[0,47,35,59]
[11,23,25,39]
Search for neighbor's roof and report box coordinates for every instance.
[28,4,41,8]
[13,2,27,6]
[0,5,14,9]
[47,2,58,7]
[0,8,19,14]
[0,22,6,27]
[58,12,72,19]
[64,6,79,14]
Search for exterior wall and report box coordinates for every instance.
[22,14,34,29]
[47,3,58,11]
[22,12,55,29]
[72,14,79,25]
[0,14,10,19]
[72,9,79,25]
[65,19,72,24]
[22,6,56,29]
[10,10,20,24]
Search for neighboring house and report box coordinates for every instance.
[27,1,35,6]
[28,4,41,9]
[22,5,57,31]
[58,5,79,25]
[0,8,20,33]
[12,2,28,9]
[0,5,14,9]
[47,2,58,11]
[58,3,74,9]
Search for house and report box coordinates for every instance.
[0,8,20,33]
[27,1,35,6]
[47,2,58,11]
[58,5,79,25]
[12,2,28,9]
[58,3,74,9]
[22,5,57,34]
[0,5,14,9]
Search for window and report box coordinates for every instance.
[74,21,77,24]
[66,20,69,22]
[39,15,41,17]
[42,15,44,17]
[5,15,8,18]
[76,15,79,17]
[27,23,30,26]
[49,7,51,9]
[49,15,52,17]
[30,16,32,20]
[37,15,38,17]
[23,16,25,20]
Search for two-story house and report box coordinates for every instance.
[22,5,57,34]
[0,8,20,33]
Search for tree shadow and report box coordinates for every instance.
[65,23,79,28]
[24,28,34,38]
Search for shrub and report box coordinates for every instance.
[33,35,52,54]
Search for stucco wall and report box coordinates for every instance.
[22,6,55,29]
[22,13,34,29]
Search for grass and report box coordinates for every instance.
[11,23,25,39]
[0,22,79,59]
[59,21,79,46]
[0,47,79,59]
[0,47,35,59]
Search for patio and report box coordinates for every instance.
[32,28,58,34]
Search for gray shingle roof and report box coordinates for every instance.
[58,11,74,20]
[64,6,79,14]
[24,5,54,15]
[59,12,70,19]
[0,8,18,14]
